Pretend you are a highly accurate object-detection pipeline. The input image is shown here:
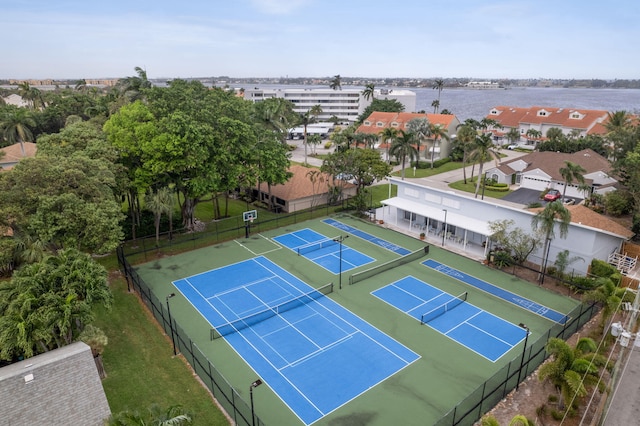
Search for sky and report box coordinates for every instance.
[3,0,639,80]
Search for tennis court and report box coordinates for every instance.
[423,259,570,324]
[173,256,419,425]
[273,228,374,274]
[323,218,412,255]
[372,276,526,362]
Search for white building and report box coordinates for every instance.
[378,178,633,275]
[243,88,416,124]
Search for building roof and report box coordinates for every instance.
[0,142,37,170]
[357,112,458,135]
[257,165,355,200]
[487,106,608,132]
[497,149,613,184]
[529,204,634,239]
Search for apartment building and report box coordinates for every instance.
[243,87,416,123]
[485,106,609,147]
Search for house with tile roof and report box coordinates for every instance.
[357,111,460,160]
[0,142,37,170]
[484,149,616,199]
[255,165,357,213]
[378,178,633,275]
[485,106,609,147]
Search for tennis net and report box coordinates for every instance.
[420,292,468,324]
[211,282,334,339]
[349,246,429,285]
[297,237,339,256]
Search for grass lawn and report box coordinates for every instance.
[448,178,512,199]
[93,276,229,425]
[391,161,465,179]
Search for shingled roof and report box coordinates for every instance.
[529,204,634,239]
[499,149,612,184]
[0,142,37,170]
[257,165,355,200]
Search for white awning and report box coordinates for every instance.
[381,197,492,235]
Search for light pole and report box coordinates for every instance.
[250,379,263,426]
[333,235,349,289]
[516,323,530,391]
[441,209,448,247]
[166,293,177,356]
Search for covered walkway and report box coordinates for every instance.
[376,197,491,261]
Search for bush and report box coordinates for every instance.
[604,190,633,216]
[485,185,510,192]
[432,157,451,168]
[287,144,297,151]
[324,141,332,149]
[590,259,618,278]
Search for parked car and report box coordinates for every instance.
[507,144,518,150]
[543,189,562,202]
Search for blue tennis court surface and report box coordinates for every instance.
[323,218,412,255]
[273,228,374,274]
[423,259,570,324]
[372,276,526,362]
[173,256,419,425]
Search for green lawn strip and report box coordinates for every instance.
[93,277,228,425]
[448,178,512,199]
[391,161,465,178]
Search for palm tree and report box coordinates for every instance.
[407,117,430,161]
[144,187,174,247]
[17,82,45,110]
[506,127,521,146]
[525,128,542,144]
[427,123,451,169]
[0,108,36,155]
[559,161,586,201]
[362,83,375,101]
[299,109,318,165]
[546,127,564,142]
[329,75,342,91]
[389,130,418,180]
[432,79,444,107]
[455,123,476,184]
[531,200,571,282]
[538,337,608,411]
[431,99,440,114]
[108,404,192,426]
[583,277,633,331]
[307,133,322,155]
[468,133,500,197]
[380,127,398,163]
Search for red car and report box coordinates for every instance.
[544,189,562,202]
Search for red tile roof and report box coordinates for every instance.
[357,112,457,135]
[486,106,608,132]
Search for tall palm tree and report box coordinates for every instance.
[0,108,36,155]
[455,123,476,184]
[144,187,174,247]
[17,82,45,110]
[389,130,418,180]
[427,122,451,169]
[531,200,571,282]
[559,161,586,201]
[329,75,342,91]
[299,106,322,165]
[468,133,500,197]
[407,117,430,161]
[380,127,398,163]
[538,337,608,411]
[362,83,375,101]
[432,79,444,108]
[431,99,440,114]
